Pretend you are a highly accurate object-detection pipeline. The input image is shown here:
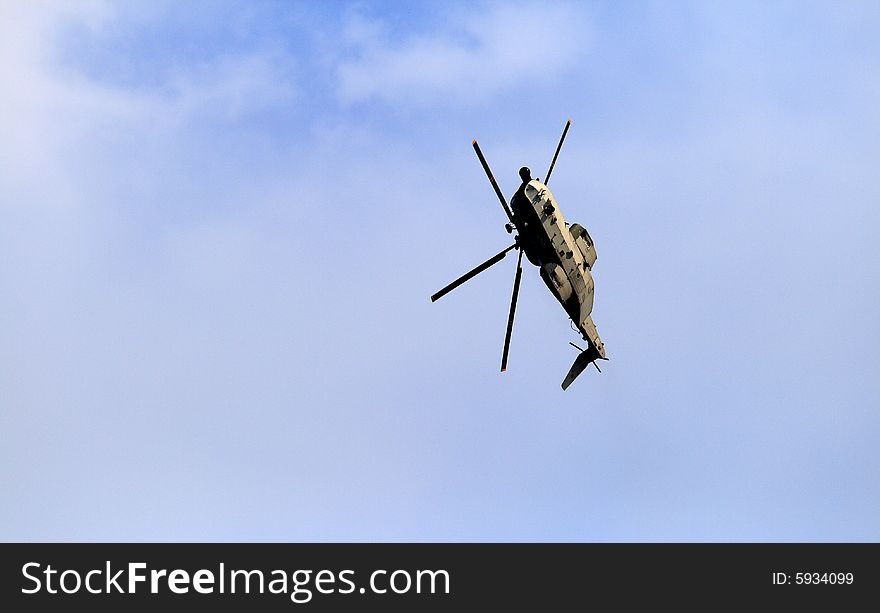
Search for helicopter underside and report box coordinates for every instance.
[521,180,606,365]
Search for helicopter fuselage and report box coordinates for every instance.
[512,180,606,362]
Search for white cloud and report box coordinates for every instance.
[163,51,296,121]
[0,2,297,208]
[336,2,591,105]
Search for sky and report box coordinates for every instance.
[1,0,878,541]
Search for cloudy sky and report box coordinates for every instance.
[2,1,878,541]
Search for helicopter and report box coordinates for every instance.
[430,119,607,390]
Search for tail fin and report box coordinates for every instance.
[561,346,606,390]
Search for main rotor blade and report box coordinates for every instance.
[472,140,515,223]
[500,247,523,372]
[431,243,517,303]
[544,118,571,186]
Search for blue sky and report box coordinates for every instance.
[2,1,878,541]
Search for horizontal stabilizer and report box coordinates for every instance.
[561,346,606,391]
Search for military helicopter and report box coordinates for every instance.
[431,119,607,390]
